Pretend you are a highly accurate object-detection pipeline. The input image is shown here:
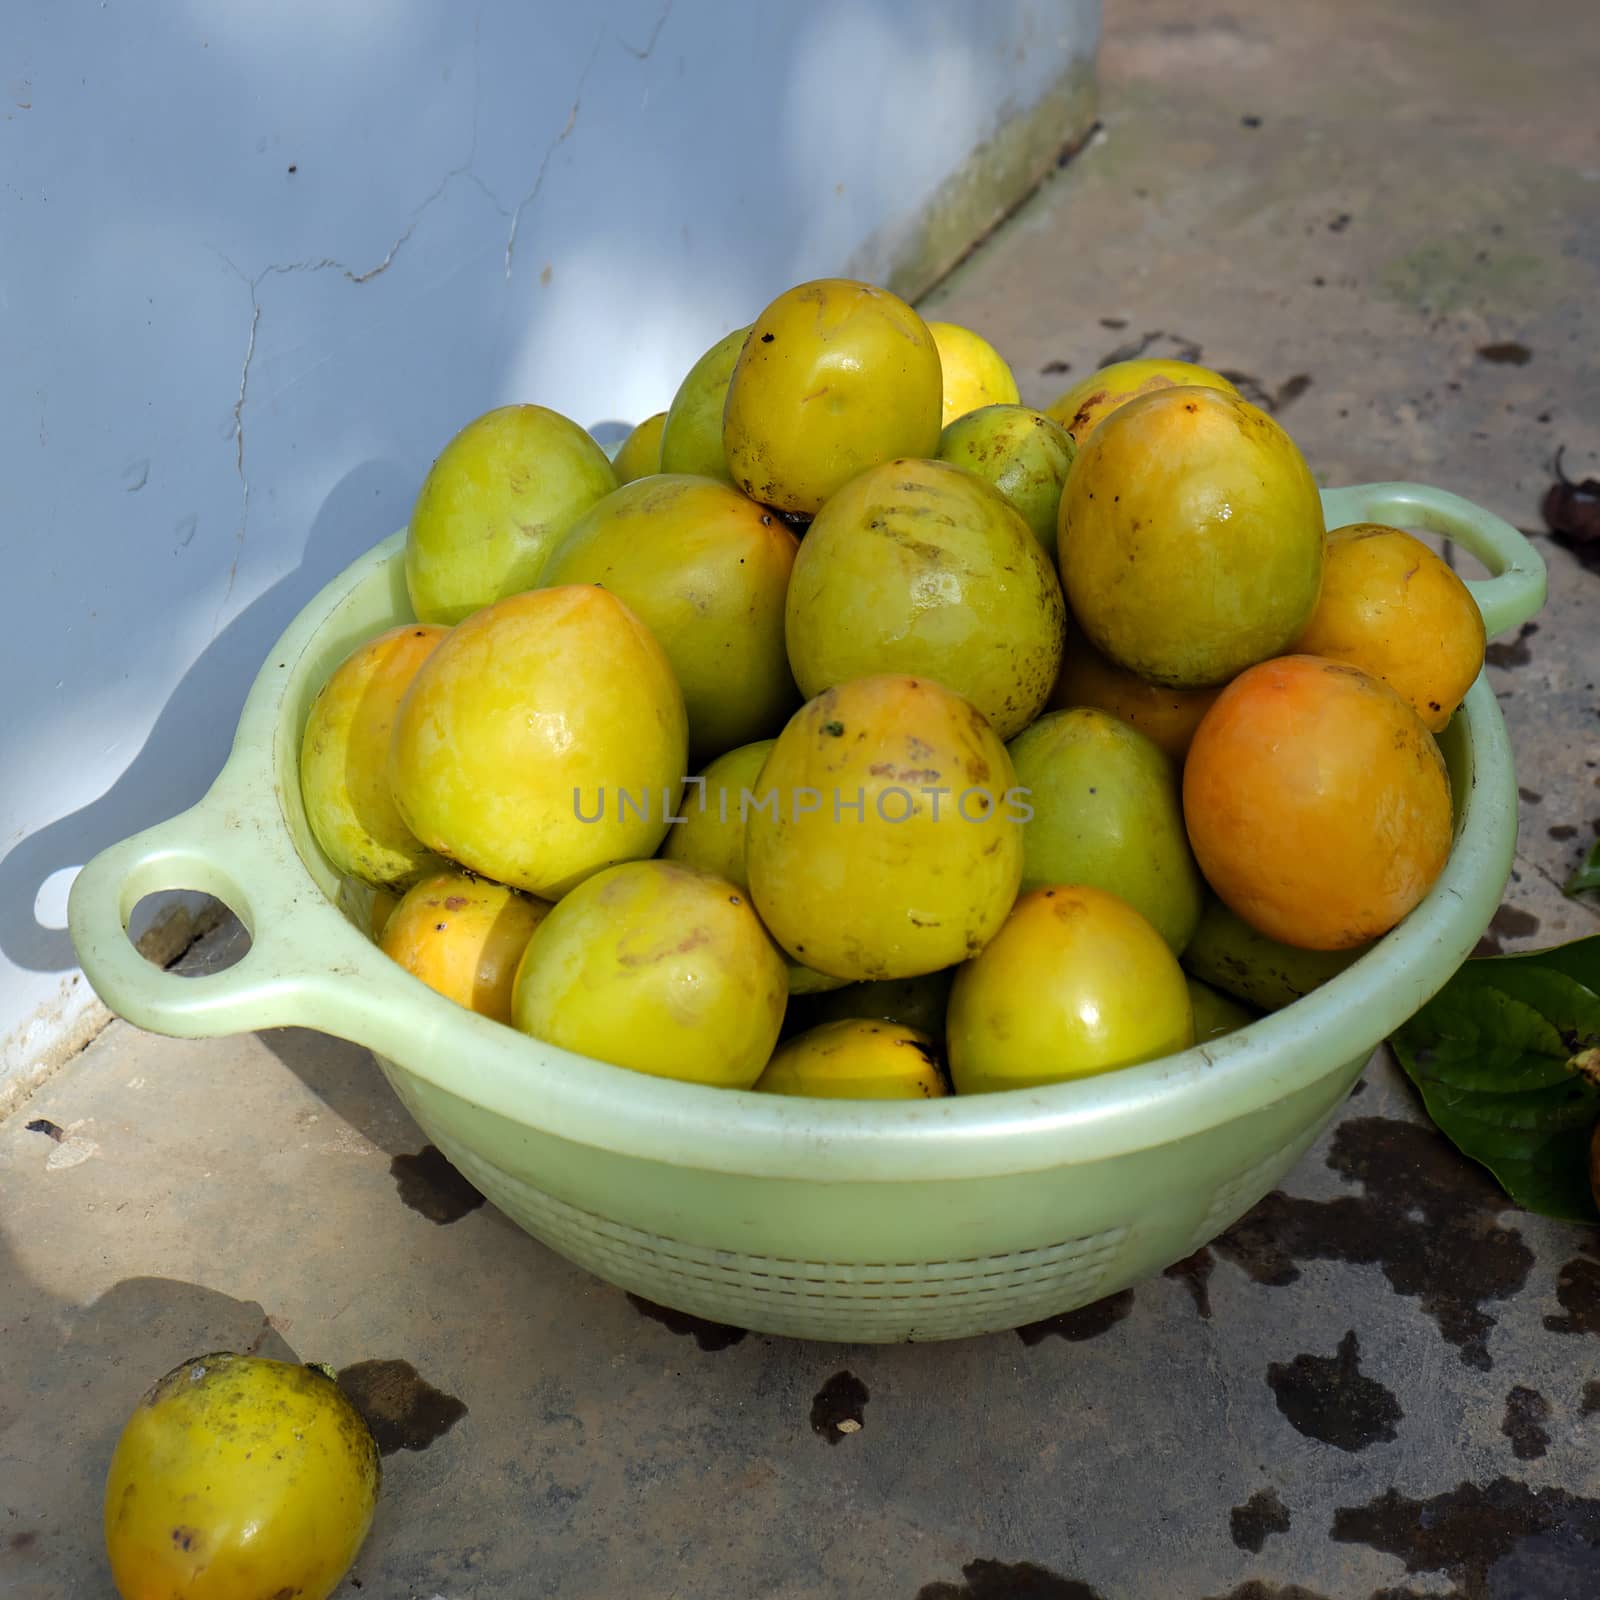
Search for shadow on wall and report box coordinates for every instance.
[0,460,412,974]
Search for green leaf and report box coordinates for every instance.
[1567,838,1600,896]
[1388,934,1600,1223]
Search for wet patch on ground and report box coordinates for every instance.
[1543,1244,1600,1337]
[1477,341,1532,365]
[1212,1117,1534,1369]
[914,1559,1106,1598]
[336,1358,468,1455]
[625,1294,749,1351]
[1501,1386,1551,1459]
[1266,1330,1402,1451]
[1164,1248,1215,1318]
[389,1146,487,1225]
[810,1370,868,1444]
[1230,1487,1291,1552]
[1331,1478,1600,1598]
[1543,448,1600,571]
[1016,1290,1135,1346]
[1471,902,1542,955]
[1484,621,1539,669]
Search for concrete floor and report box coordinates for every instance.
[5,2,1600,1596]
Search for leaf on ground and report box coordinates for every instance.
[1566,838,1600,896]
[1389,935,1600,1223]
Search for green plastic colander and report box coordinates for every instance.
[68,484,1546,1342]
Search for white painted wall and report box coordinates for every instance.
[1,0,1098,1089]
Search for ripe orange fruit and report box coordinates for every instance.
[1182,655,1453,950]
[1291,522,1486,731]
[380,869,551,1024]
[1049,629,1221,763]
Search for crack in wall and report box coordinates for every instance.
[212,257,262,637]
[231,303,258,479]
[210,9,649,637]
[347,4,494,285]
[504,28,605,281]
[619,0,675,60]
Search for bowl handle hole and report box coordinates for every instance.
[127,890,252,977]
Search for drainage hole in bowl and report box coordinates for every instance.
[128,891,251,977]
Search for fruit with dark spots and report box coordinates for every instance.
[379,868,550,1025]
[103,1352,379,1600]
[542,473,800,762]
[786,457,1065,740]
[1044,356,1238,444]
[1007,708,1202,953]
[1058,386,1324,688]
[404,404,618,624]
[512,859,786,1088]
[723,279,941,515]
[1184,656,1452,950]
[949,885,1193,1093]
[754,1018,948,1099]
[937,403,1077,559]
[659,325,751,482]
[1292,523,1485,731]
[747,677,1023,981]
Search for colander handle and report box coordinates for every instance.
[1319,481,1547,638]
[66,769,377,1040]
